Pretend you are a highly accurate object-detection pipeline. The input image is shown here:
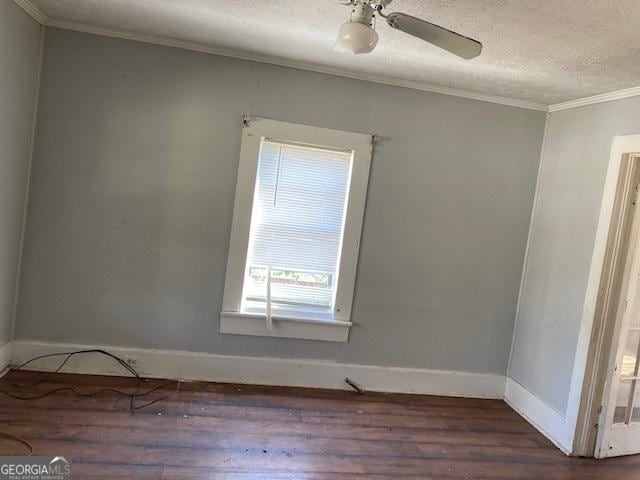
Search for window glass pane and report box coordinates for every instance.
[621,330,640,378]
[614,380,633,424]
[242,140,352,311]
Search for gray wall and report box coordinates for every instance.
[15,28,546,374]
[0,2,41,345]
[510,96,640,413]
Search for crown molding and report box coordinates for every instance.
[13,0,48,24]
[14,0,541,113]
[20,0,640,113]
[10,0,545,112]
[39,16,549,112]
[45,18,548,111]
[549,86,640,112]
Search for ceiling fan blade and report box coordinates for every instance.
[385,12,482,59]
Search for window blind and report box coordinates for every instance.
[242,140,353,312]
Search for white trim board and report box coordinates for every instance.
[504,378,572,454]
[12,0,546,112]
[220,117,372,343]
[10,25,45,344]
[549,87,640,112]
[45,19,549,112]
[507,112,551,374]
[13,0,640,113]
[9,340,506,399]
[13,0,47,24]
[0,342,12,376]
[566,135,640,455]
[8,340,581,453]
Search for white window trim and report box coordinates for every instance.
[220,116,373,342]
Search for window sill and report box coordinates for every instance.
[220,311,351,342]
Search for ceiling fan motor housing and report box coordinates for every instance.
[347,0,392,24]
[350,3,375,26]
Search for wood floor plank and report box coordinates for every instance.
[2,370,640,479]
[1,406,552,450]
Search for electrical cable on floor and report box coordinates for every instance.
[10,349,141,388]
[0,431,33,456]
[0,349,183,457]
[0,349,181,411]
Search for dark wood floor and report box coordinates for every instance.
[2,371,640,479]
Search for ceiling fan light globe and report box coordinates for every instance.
[337,22,378,54]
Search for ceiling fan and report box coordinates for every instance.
[336,0,482,59]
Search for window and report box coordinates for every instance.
[243,140,351,312]
[221,117,373,342]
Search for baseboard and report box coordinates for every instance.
[6,341,581,454]
[0,342,12,377]
[9,340,506,398]
[504,377,572,454]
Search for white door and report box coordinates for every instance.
[597,181,640,458]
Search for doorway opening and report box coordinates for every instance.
[575,151,640,458]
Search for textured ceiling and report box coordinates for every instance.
[28,0,640,105]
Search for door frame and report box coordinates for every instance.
[571,135,640,457]
[596,174,640,457]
